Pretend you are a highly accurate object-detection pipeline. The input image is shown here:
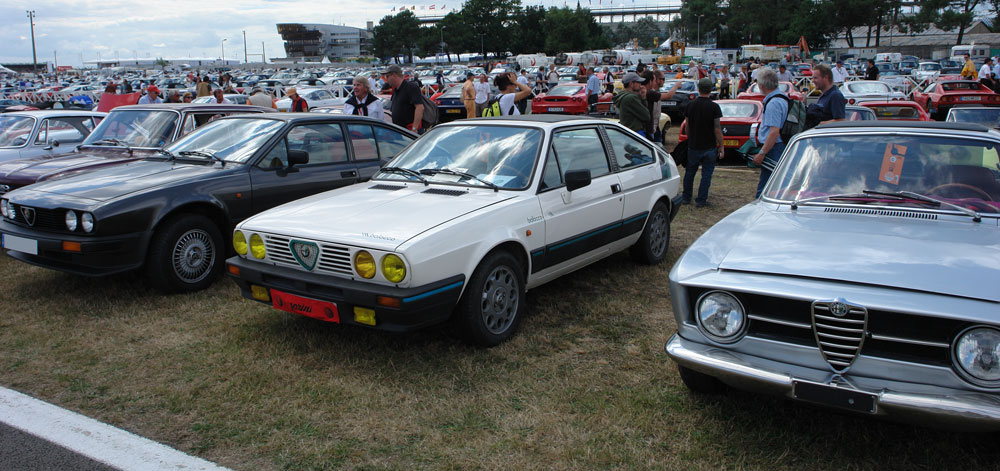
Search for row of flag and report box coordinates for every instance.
[392,0,638,12]
[393,5,446,10]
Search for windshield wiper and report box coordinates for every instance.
[379,166,428,185]
[419,168,499,192]
[156,149,177,160]
[178,150,224,164]
[90,138,132,153]
[866,189,982,223]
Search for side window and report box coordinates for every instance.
[34,120,48,145]
[373,126,414,161]
[346,124,378,160]
[549,128,611,178]
[605,127,654,169]
[260,139,288,169]
[539,145,563,190]
[285,123,348,164]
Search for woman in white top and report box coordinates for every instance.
[493,72,534,116]
[343,75,385,122]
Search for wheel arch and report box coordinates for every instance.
[150,200,231,244]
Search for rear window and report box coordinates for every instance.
[942,82,983,91]
[869,105,921,120]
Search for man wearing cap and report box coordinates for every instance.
[678,78,724,207]
[832,60,849,86]
[613,72,651,136]
[137,85,163,104]
[285,87,308,111]
[386,64,425,133]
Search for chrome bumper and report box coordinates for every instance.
[665,333,1000,431]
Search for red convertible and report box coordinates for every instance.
[678,99,763,156]
[737,81,806,103]
[861,101,932,121]
[531,84,612,114]
[911,80,1000,119]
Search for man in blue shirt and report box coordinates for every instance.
[749,68,788,198]
[805,64,845,130]
[585,67,601,112]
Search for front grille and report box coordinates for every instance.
[824,207,938,220]
[722,124,750,136]
[8,203,67,232]
[263,233,353,277]
[811,300,868,372]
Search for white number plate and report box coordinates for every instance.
[2,234,38,255]
[549,107,564,112]
[960,96,980,101]
[664,101,678,106]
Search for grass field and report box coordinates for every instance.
[1,165,998,470]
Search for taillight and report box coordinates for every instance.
[689,94,697,100]
[533,97,541,102]
[849,98,855,104]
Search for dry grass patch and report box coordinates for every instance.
[1,159,998,470]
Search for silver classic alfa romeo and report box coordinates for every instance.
[666,121,1000,430]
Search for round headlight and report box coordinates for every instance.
[249,233,266,259]
[696,291,747,343]
[233,230,248,255]
[0,199,7,218]
[954,327,1000,384]
[354,250,376,279]
[81,212,95,233]
[381,254,406,283]
[65,210,78,231]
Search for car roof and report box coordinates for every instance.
[445,115,611,127]
[815,120,991,133]
[211,112,416,128]
[112,103,273,112]
[3,110,107,118]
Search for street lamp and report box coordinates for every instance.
[697,14,704,47]
[26,11,37,74]
[221,38,227,65]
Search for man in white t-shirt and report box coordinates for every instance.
[474,74,491,117]
[980,57,994,90]
[831,60,849,86]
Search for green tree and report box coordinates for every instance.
[542,7,609,54]
[511,6,547,54]
[371,10,421,63]
[461,0,523,58]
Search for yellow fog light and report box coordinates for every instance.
[249,233,266,259]
[381,254,406,283]
[233,230,248,255]
[353,306,376,326]
[354,250,376,279]
[250,285,270,302]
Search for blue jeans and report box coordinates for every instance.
[683,147,718,204]
[755,141,786,198]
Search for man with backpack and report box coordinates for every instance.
[749,68,791,198]
[482,72,533,116]
[386,64,425,134]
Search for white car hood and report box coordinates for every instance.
[715,209,1000,303]
[240,183,516,250]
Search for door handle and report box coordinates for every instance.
[611,184,621,193]
[341,170,358,178]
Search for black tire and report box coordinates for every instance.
[630,201,670,265]
[145,213,223,293]
[452,251,526,347]
[677,365,726,394]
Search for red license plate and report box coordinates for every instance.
[271,289,340,323]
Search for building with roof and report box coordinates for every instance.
[829,19,1000,59]
[276,23,374,61]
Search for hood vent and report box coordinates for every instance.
[422,188,467,196]
[823,207,938,220]
[369,184,405,191]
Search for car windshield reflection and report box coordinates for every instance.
[948,108,1000,128]
[379,125,542,190]
[0,116,36,147]
[82,110,178,148]
[765,134,1000,214]
[164,118,284,163]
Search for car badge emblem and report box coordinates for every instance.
[722,127,728,134]
[811,298,868,374]
[290,240,319,271]
[830,302,849,317]
[20,207,35,226]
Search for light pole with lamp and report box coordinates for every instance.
[697,14,704,48]
[439,25,446,62]
[221,38,227,65]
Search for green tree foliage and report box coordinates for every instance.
[542,7,609,54]
[511,6,548,55]
[371,10,420,63]
[909,0,980,44]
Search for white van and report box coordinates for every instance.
[875,52,902,63]
[951,44,990,61]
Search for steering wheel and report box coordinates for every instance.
[927,183,993,201]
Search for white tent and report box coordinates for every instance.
[0,65,16,74]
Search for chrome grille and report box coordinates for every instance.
[262,234,353,276]
[811,299,868,373]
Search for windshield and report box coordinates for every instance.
[764,134,1000,214]
[869,105,921,119]
[941,60,960,68]
[664,80,696,92]
[164,118,284,163]
[719,102,759,117]
[748,83,790,93]
[845,108,876,121]
[547,85,584,96]
[919,63,941,71]
[947,108,1000,128]
[381,125,542,190]
[0,116,36,147]
[847,82,890,94]
[82,110,178,148]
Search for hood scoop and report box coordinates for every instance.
[368,184,405,191]
[823,207,938,220]
[422,188,467,196]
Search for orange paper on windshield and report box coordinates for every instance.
[879,144,907,185]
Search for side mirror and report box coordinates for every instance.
[287,149,309,166]
[564,169,592,192]
[50,139,60,148]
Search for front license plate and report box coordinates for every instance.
[446,109,461,113]
[723,139,739,146]
[548,107,564,112]
[793,380,877,414]
[2,234,37,255]
[664,101,677,106]
[960,96,981,101]
[271,289,340,323]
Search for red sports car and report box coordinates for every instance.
[678,99,763,155]
[861,101,932,121]
[737,81,806,103]
[911,80,1000,119]
[531,83,612,114]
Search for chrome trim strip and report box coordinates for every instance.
[870,334,950,349]
[748,314,811,330]
[817,331,864,342]
[815,323,865,334]
[819,340,860,350]
[814,313,865,324]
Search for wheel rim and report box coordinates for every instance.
[648,211,668,258]
[171,229,215,284]
[479,265,519,335]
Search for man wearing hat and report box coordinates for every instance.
[832,60,849,87]
[385,64,424,133]
[137,85,163,104]
[613,72,651,136]
[285,87,308,112]
[678,78,724,207]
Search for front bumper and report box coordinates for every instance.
[226,256,466,332]
[0,221,151,276]
[666,333,1000,431]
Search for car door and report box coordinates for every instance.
[533,126,624,274]
[602,126,662,238]
[248,121,360,213]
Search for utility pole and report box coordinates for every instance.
[26,10,38,74]
[243,30,248,64]
[262,42,266,63]
[221,38,227,65]
[54,50,57,70]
